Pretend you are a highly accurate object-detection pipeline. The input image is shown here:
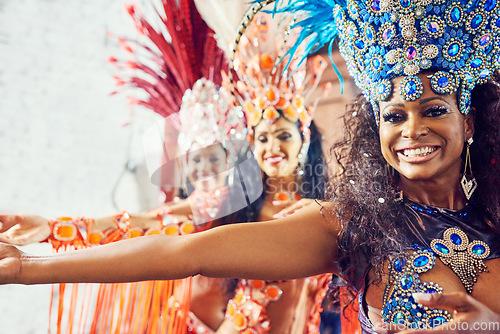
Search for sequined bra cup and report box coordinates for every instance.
[357,199,500,333]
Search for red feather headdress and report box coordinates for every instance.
[110,0,227,121]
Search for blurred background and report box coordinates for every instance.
[0,1,161,332]
[0,1,353,332]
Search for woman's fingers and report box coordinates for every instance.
[273,199,314,218]
[412,292,475,312]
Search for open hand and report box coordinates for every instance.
[273,198,316,218]
[0,242,23,284]
[0,214,51,245]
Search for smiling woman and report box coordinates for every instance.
[379,73,474,185]
[1,1,500,334]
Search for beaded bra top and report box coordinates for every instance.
[355,199,500,332]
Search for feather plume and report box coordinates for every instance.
[111,0,227,119]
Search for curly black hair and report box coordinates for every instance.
[328,73,500,291]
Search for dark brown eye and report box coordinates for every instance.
[382,112,405,123]
[424,106,448,117]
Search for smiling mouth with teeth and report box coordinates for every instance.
[402,146,437,158]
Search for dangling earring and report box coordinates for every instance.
[461,137,477,200]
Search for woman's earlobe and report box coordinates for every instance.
[464,108,475,138]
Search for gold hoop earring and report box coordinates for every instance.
[460,137,477,200]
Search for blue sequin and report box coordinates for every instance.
[413,255,429,267]
[479,69,490,79]
[471,58,483,68]
[382,27,393,41]
[479,35,491,47]
[450,233,462,245]
[472,244,486,255]
[354,39,365,50]
[401,0,411,8]
[447,43,460,57]
[450,7,461,22]
[485,0,497,11]
[426,288,437,293]
[470,14,483,30]
[437,76,450,88]
[366,27,375,41]
[394,257,405,272]
[393,312,406,324]
[401,274,414,290]
[371,0,381,12]
[373,58,381,69]
[430,316,447,327]
[434,242,450,254]
[405,81,417,95]
[427,21,440,33]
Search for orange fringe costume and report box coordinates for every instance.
[44,0,234,332]
[47,213,195,334]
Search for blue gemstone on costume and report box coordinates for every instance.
[354,39,365,50]
[366,28,374,41]
[406,46,417,60]
[382,28,393,41]
[371,0,381,11]
[426,288,437,293]
[496,17,500,28]
[479,69,490,79]
[394,257,405,272]
[430,316,447,327]
[472,244,486,255]
[447,43,460,57]
[405,81,417,95]
[401,0,411,8]
[401,274,414,290]
[450,7,461,22]
[427,21,440,33]
[450,233,462,245]
[413,255,429,267]
[471,58,483,68]
[393,312,406,324]
[426,209,433,215]
[479,35,491,46]
[471,14,483,29]
[485,0,497,11]
[434,75,448,89]
[434,242,450,254]
[373,58,381,69]
[347,27,355,37]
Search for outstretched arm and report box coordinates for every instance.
[2,202,341,285]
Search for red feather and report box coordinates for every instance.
[110,0,227,118]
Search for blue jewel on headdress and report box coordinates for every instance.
[430,71,458,95]
[373,79,393,101]
[475,33,493,49]
[466,9,488,33]
[459,85,472,114]
[400,75,423,101]
[446,3,464,28]
[275,0,500,120]
[485,0,499,12]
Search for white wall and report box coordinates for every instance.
[0,1,162,332]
